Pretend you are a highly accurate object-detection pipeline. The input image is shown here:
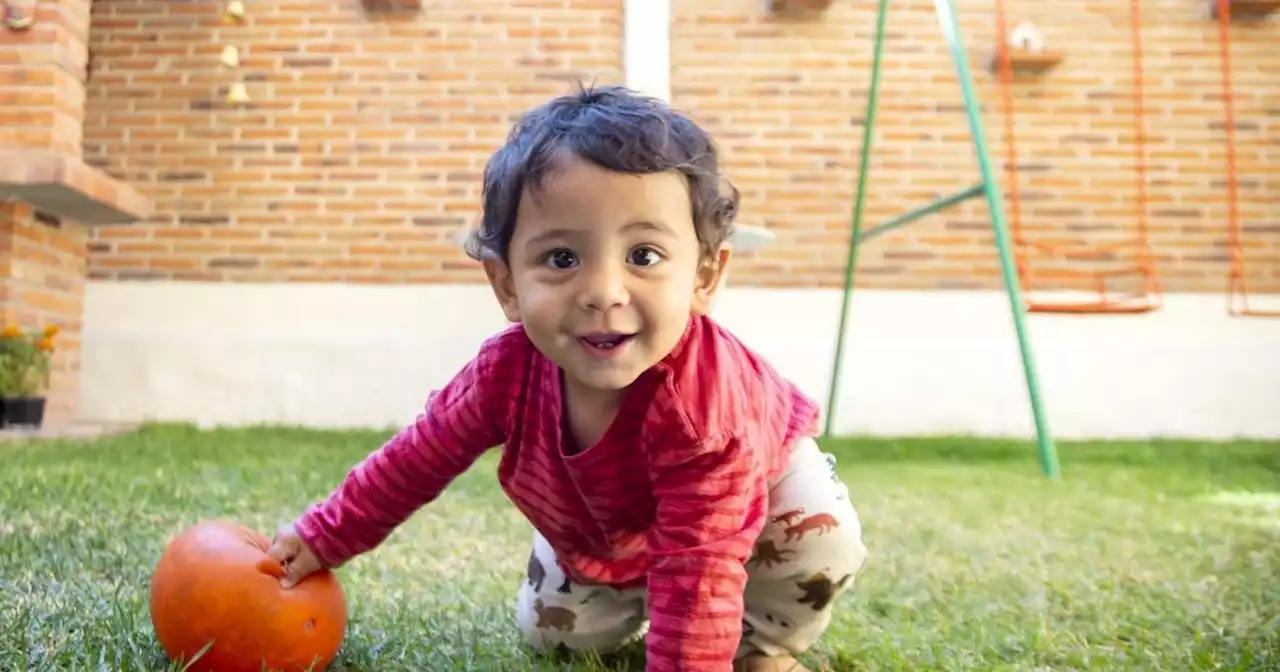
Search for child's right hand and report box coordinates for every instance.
[264,522,323,589]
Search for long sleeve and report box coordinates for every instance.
[644,433,767,671]
[294,338,515,569]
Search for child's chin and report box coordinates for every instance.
[572,366,645,393]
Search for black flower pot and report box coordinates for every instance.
[2,396,46,428]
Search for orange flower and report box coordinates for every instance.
[2,325,22,339]
[43,324,58,337]
[36,337,55,352]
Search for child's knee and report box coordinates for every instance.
[739,438,869,656]
[515,585,647,654]
[741,551,863,657]
[756,440,869,576]
[515,591,586,650]
[515,537,647,654]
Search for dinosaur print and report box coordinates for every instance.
[770,507,806,527]
[824,453,840,484]
[747,539,796,569]
[578,588,605,605]
[796,572,855,611]
[783,512,840,543]
[526,551,546,592]
[534,598,577,631]
[762,612,791,629]
[557,575,572,594]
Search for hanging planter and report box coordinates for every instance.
[3,0,37,31]
[0,324,58,429]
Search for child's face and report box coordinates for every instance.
[484,153,728,394]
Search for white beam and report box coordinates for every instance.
[623,0,671,101]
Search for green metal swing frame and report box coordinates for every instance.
[820,0,1061,479]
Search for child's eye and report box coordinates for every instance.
[628,246,662,267]
[545,249,577,269]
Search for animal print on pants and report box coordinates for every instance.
[513,436,868,660]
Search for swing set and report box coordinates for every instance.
[993,0,1162,315]
[1215,0,1280,317]
[820,0,1276,478]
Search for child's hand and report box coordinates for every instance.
[264,523,323,589]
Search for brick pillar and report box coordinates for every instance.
[0,202,86,424]
[0,1,149,426]
[0,0,91,156]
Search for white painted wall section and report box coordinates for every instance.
[79,282,1280,440]
[623,0,671,102]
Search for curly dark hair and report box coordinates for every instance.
[464,84,740,263]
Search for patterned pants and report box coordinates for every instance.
[514,436,868,659]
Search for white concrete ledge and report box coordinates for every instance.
[79,282,1280,440]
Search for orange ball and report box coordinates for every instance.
[149,520,348,672]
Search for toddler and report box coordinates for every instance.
[266,85,869,672]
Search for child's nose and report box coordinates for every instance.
[577,262,629,311]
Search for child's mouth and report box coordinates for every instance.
[578,333,635,356]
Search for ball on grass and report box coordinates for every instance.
[149,520,348,672]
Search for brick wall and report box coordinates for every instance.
[672,0,1278,292]
[82,0,1277,294]
[83,0,622,284]
[0,202,87,424]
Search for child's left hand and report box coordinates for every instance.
[264,522,323,589]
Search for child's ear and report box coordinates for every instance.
[691,246,732,316]
[483,258,522,322]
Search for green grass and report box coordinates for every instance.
[1,424,1277,671]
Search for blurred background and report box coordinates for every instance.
[0,0,1275,440]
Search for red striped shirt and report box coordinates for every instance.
[295,314,820,670]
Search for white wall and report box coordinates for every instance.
[623,0,670,101]
[78,282,1280,440]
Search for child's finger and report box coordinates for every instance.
[264,537,295,565]
[279,560,301,589]
[281,553,319,589]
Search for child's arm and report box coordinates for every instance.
[645,434,767,672]
[291,340,514,570]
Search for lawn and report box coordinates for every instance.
[1,423,1277,671]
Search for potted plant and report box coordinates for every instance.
[0,324,57,428]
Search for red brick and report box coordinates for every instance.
[64,0,1279,295]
